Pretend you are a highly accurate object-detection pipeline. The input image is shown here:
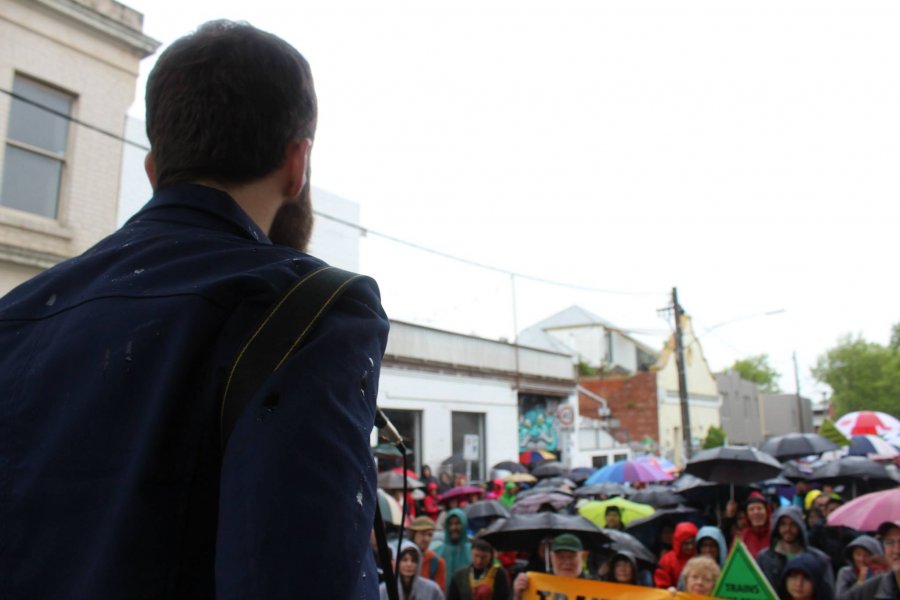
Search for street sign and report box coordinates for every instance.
[557,404,575,428]
[463,434,480,461]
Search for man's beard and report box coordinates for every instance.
[268,177,314,251]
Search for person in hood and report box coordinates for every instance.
[835,535,885,598]
[654,521,698,588]
[380,540,444,600]
[602,550,640,585]
[438,508,472,593]
[695,526,728,568]
[756,506,834,596]
[845,520,900,600]
[777,552,833,600]
[409,516,447,591]
[741,492,772,558]
[499,482,518,509]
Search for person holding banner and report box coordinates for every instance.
[512,534,586,599]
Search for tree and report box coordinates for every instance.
[813,325,900,417]
[729,354,781,393]
[702,425,726,449]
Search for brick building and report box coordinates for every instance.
[0,0,158,295]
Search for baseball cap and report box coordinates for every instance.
[551,533,583,552]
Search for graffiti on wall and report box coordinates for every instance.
[518,394,560,452]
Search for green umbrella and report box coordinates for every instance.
[578,498,654,527]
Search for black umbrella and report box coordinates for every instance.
[493,461,528,474]
[531,461,566,479]
[567,467,594,484]
[670,472,751,506]
[465,500,511,520]
[478,513,611,552]
[599,528,658,567]
[535,477,577,490]
[781,461,814,482]
[626,485,686,508]
[809,456,897,498]
[685,446,783,486]
[510,491,576,515]
[517,487,574,501]
[760,433,839,461]
[575,483,629,498]
[624,505,706,554]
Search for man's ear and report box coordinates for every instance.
[144,152,157,190]
[284,138,313,198]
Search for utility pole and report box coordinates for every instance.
[793,351,804,433]
[673,287,693,459]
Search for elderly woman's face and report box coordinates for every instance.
[685,569,716,595]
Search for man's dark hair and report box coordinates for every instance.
[146,20,317,190]
[605,506,621,516]
[472,539,493,553]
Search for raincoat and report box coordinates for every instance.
[740,492,771,558]
[0,184,389,599]
[499,483,518,508]
[438,508,473,592]
[654,521,698,588]
[835,535,883,598]
[695,526,728,568]
[777,552,834,600]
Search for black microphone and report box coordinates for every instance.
[374,408,404,447]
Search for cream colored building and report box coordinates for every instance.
[655,315,722,465]
[0,0,158,295]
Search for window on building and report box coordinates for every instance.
[381,409,422,474]
[451,411,485,482]
[1,75,74,219]
[592,455,608,469]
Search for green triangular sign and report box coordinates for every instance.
[819,417,851,447]
[712,541,778,600]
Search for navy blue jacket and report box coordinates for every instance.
[0,184,389,599]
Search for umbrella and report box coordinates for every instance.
[439,485,485,503]
[848,435,900,458]
[759,433,839,460]
[577,498,655,528]
[465,500,511,520]
[585,460,674,485]
[372,443,413,458]
[574,483,629,498]
[567,467,596,483]
[808,456,897,497]
[670,473,751,506]
[684,446,783,486]
[520,449,557,465]
[835,411,900,438]
[517,487,573,501]
[493,461,529,474]
[625,505,705,553]
[781,461,815,482]
[377,470,423,490]
[827,488,900,532]
[534,477,576,490]
[626,485,686,508]
[531,461,566,479]
[377,489,404,526]
[510,491,576,514]
[502,472,537,484]
[478,513,611,552]
[634,454,679,474]
[599,528,658,566]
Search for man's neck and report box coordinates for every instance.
[775,540,802,556]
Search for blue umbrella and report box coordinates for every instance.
[585,460,674,485]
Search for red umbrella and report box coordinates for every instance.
[828,488,900,532]
[439,485,484,504]
[519,449,556,465]
[835,411,900,437]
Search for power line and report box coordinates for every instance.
[4,85,665,298]
[0,88,150,151]
[314,210,665,297]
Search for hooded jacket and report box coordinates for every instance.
[741,492,772,558]
[777,552,834,600]
[380,541,445,600]
[835,535,884,598]
[756,506,833,596]
[499,483,518,509]
[654,522,698,588]
[696,526,728,568]
[604,550,639,585]
[438,508,472,592]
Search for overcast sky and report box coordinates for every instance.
[124,0,900,399]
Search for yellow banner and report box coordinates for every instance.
[523,572,712,600]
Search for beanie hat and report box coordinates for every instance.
[804,489,822,511]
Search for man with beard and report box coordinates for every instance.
[0,21,388,600]
[755,506,834,596]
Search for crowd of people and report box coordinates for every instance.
[376,464,900,600]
